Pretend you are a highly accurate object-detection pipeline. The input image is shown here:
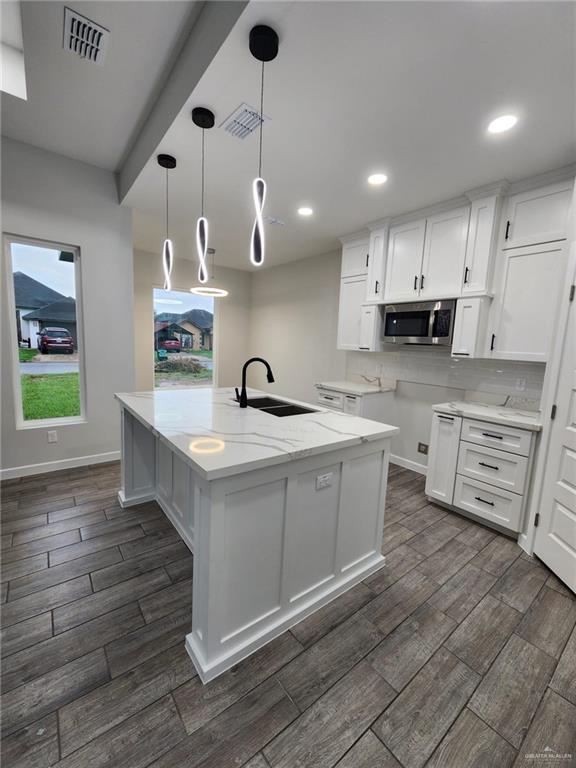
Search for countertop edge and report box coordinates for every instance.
[433,403,542,432]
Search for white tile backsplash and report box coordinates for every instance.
[346,347,545,402]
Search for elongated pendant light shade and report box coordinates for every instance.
[250,178,266,266]
[196,216,209,283]
[249,25,278,269]
[162,238,173,291]
[157,154,177,291]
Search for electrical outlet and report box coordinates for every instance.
[515,377,527,391]
[47,430,58,443]
[315,472,333,490]
[418,442,428,455]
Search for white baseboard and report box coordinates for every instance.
[0,451,120,481]
[390,454,427,475]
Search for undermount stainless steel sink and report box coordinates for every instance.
[239,397,317,417]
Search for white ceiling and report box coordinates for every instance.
[126,0,576,271]
[1,0,199,170]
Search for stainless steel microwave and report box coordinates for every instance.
[382,300,456,345]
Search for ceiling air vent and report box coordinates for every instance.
[63,7,109,65]
[220,103,269,139]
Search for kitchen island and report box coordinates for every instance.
[116,387,398,682]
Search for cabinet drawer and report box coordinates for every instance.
[457,442,528,494]
[317,390,343,410]
[453,475,524,532]
[343,394,361,415]
[461,418,532,457]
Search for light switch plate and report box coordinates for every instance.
[47,430,58,443]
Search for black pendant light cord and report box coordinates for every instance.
[165,167,169,240]
[258,60,264,177]
[201,128,205,217]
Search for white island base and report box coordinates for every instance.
[117,388,397,682]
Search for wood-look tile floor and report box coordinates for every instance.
[2,462,576,768]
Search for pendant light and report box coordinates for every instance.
[249,25,279,268]
[191,107,214,285]
[190,107,228,298]
[157,154,176,291]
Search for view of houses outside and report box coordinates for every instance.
[10,241,81,421]
[153,288,214,388]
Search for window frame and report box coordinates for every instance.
[151,283,217,389]
[4,233,88,429]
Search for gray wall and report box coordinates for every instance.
[1,138,134,473]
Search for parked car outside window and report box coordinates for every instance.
[37,327,74,354]
[158,337,181,352]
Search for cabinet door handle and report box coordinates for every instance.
[414,275,418,290]
[359,347,370,350]
[323,395,335,400]
[366,254,369,267]
[490,333,496,351]
[375,280,380,293]
[478,461,500,471]
[475,496,495,507]
[482,432,503,440]
[505,220,511,240]
[420,274,425,290]
[464,266,469,284]
[452,352,470,356]
[437,415,454,421]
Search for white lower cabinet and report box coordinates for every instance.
[424,413,462,504]
[426,412,536,532]
[453,475,524,531]
[315,385,393,419]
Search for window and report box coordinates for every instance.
[6,237,85,425]
[153,288,214,388]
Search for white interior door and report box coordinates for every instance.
[533,259,576,593]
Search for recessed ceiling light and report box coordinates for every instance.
[297,206,313,216]
[487,114,518,134]
[367,173,388,186]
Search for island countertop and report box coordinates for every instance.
[115,387,399,480]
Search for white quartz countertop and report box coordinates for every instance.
[115,387,399,480]
[433,401,543,431]
[316,380,396,395]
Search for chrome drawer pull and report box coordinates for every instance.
[478,461,500,471]
[482,432,503,439]
[475,496,495,507]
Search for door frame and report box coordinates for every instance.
[520,233,576,556]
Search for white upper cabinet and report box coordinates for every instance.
[340,238,369,277]
[384,219,426,302]
[337,275,367,350]
[451,297,490,359]
[503,180,573,249]
[358,304,382,351]
[487,241,567,362]
[365,225,388,303]
[462,195,502,295]
[420,206,470,299]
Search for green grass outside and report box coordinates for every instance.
[19,348,38,362]
[21,373,81,420]
[186,349,212,359]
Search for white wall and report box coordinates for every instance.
[133,250,252,391]
[346,348,545,471]
[1,138,134,475]
[248,250,347,402]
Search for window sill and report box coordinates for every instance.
[16,416,87,431]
